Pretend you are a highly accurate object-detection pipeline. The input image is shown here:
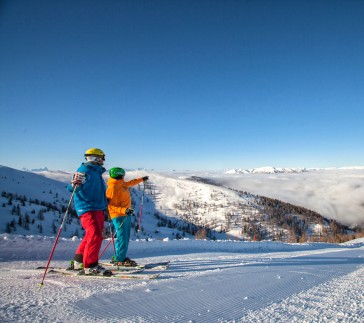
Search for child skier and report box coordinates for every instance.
[106,167,148,266]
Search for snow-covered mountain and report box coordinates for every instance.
[22,166,49,172]
[2,166,244,240]
[0,166,81,237]
[2,166,259,240]
[1,165,361,243]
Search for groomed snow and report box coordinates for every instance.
[0,235,363,322]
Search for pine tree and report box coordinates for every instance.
[25,213,30,224]
[37,209,45,220]
[16,204,21,216]
[5,222,11,233]
[52,221,57,234]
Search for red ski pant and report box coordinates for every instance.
[76,211,104,268]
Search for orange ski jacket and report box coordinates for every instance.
[106,177,144,219]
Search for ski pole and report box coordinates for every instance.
[106,211,116,254]
[39,186,77,288]
[137,182,145,232]
[99,215,128,258]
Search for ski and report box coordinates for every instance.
[46,268,160,280]
[37,266,144,274]
[100,261,170,271]
[143,261,170,270]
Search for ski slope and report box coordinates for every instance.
[0,235,363,322]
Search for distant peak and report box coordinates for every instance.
[22,167,49,172]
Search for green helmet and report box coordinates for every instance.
[109,167,125,179]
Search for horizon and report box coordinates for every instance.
[1,1,364,171]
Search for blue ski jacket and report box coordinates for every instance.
[67,162,107,217]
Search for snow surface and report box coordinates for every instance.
[0,234,363,322]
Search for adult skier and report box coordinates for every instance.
[106,167,148,266]
[67,148,111,276]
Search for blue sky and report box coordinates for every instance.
[1,0,363,172]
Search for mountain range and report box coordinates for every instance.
[1,165,363,242]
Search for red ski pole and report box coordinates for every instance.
[39,187,77,288]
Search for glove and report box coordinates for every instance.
[126,208,134,216]
[71,172,86,187]
[142,176,149,182]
